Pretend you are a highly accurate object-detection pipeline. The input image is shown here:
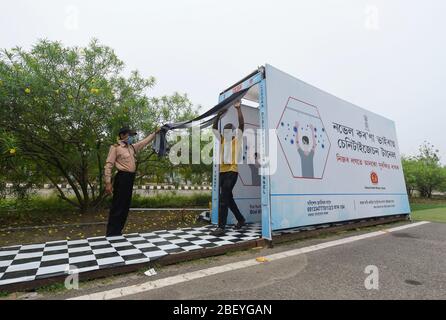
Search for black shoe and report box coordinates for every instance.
[234,220,246,230]
[210,228,226,236]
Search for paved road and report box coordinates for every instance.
[40,221,446,300]
[123,222,446,300]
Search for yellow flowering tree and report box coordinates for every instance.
[0,39,197,212]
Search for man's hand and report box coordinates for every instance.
[217,109,227,119]
[105,183,113,195]
[235,100,244,131]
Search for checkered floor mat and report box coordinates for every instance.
[0,224,261,287]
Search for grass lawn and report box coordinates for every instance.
[410,207,446,223]
[410,202,446,212]
[409,198,446,223]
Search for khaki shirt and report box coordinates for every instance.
[104,133,156,184]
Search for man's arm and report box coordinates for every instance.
[104,145,117,194]
[212,110,226,139]
[132,128,160,153]
[235,101,244,132]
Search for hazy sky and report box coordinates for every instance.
[1,0,444,159]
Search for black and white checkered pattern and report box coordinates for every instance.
[0,224,261,287]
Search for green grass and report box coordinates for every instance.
[409,199,446,223]
[0,193,211,214]
[0,291,9,298]
[410,202,446,212]
[35,282,67,294]
[130,193,211,208]
[411,207,446,223]
[0,196,73,212]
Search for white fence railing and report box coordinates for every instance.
[5,184,212,191]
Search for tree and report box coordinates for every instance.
[1,123,52,200]
[411,142,445,198]
[401,156,418,197]
[440,167,446,193]
[168,128,213,185]
[0,39,197,212]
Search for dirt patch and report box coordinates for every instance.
[0,209,208,247]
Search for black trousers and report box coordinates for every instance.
[218,171,245,229]
[106,171,136,237]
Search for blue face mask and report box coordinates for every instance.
[127,136,136,145]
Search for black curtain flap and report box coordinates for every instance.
[152,87,250,156]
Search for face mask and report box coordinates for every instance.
[127,136,136,145]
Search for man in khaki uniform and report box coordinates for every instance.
[104,127,159,236]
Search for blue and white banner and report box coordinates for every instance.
[264,64,410,230]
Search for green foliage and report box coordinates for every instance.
[35,282,67,294]
[411,207,446,223]
[0,39,198,212]
[130,193,211,208]
[0,195,73,212]
[170,128,213,185]
[0,193,211,213]
[0,131,46,199]
[401,157,419,196]
[402,141,446,198]
[410,202,446,212]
